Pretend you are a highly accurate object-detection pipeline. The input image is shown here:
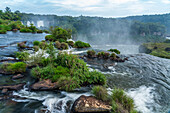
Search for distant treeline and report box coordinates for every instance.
[21,13,166,43]
[0,7,167,44]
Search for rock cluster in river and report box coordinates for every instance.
[71,95,112,113]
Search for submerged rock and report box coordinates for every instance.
[31,79,59,91]
[12,74,24,79]
[71,95,111,113]
[1,88,8,94]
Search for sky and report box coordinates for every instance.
[0,0,170,17]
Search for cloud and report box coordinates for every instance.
[0,0,170,17]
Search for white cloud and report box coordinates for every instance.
[162,0,170,4]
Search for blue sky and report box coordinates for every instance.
[0,0,170,17]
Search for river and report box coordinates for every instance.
[0,31,170,113]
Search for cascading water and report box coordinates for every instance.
[0,32,170,113]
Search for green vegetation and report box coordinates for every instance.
[87,50,96,57]
[108,49,121,54]
[112,88,137,113]
[15,51,30,61]
[92,86,108,102]
[140,42,170,59]
[60,42,69,50]
[55,41,61,49]
[31,52,106,91]
[74,41,91,48]
[67,41,74,46]
[97,51,110,59]
[92,86,137,113]
[0,62,27,74]
[45,26,72,42]
[33,46,39,52]
[110,53,117,59]
[33,40,40,46]
[39,41,48,50]
[0,29,7,34]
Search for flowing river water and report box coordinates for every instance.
[0,31,170,113]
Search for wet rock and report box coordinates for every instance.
[165,47,170,52]
[17,41,27,49]
[12,74,24,79]
[0,83,26,91]
[31,79,59,91]
[1,88,8,94]
[71,95,111,113]
[0,46,8,48]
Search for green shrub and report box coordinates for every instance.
[108,49,121,54]
[74,41,91,48]
[55,41,61,49]
[0,62,27,74]
[43,30,49,33]
[39,57,51,67]
[110,53,116,59]
[103,52,110,59]
[92,86,108,101]
[20,28,32,33]
[33,41,40,46]
[111,88,135,112]
[0,29,7,34]
[60,42,69,50]
[31,65,70,82]
[15,51,30,61]
[39,42,48,50]
[37,30,43,33]
[33,46,39,52]
[59,38,66,43]
[58,76,80,91]
[45,35,54,41]
[87,50,96,57]
[68,41,74,47]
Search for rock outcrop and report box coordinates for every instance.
[31,79,59,91]
[12,74,24,79]
[71,95,112,113]
[0,83,26,91]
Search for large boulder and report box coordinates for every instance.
[71,95,112,113]
[31,79,59,91]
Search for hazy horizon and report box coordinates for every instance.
[1,0,170,18]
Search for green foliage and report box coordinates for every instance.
[31,65,70,82]
[33,46,39,52]
[141,42,170,59]
[43,30,49,33]
[108,49,121,54]
[29,23,37,33]
[97,51,110,59]
[49,26,72,42]
[17,43,26,49]
[37,30,43,33]
[67,41,74,46]
[33,41,40,46]
[111,88,135,112]
[110,53,116,59]
[0,62,27,74]
[20,28,32,33]
[39,42,48,50]
[58,76,80,92]
[15,51,30,61]
[87,50,96,57]
[0,29,7,34]
[60,42,69,50]
[92,86,108,102]
[45,35,54,41]
[55,41,61,49]
[74,41,91,48]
